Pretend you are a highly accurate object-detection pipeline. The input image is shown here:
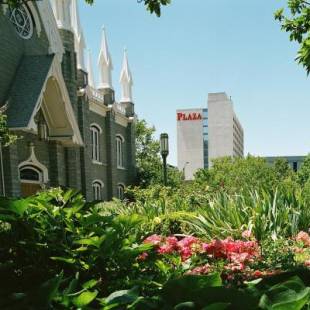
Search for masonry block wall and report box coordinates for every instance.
[0,3,137,201]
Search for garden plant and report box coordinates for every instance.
[0,156,309,309]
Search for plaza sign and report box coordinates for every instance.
[177,112,202,121]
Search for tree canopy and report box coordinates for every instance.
[1,0,171,17]
[275,0,310,74]
[135,119,182,187]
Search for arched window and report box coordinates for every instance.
[90,124,102,162]
[9,4,34,40]
[92,180,104,201]
[117,184,125,200]
[20,165,42,183]
[116,135,124,168]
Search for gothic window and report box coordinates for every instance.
[117,184,125,200]
[20,166,42,183]
[91,125,101,162]
[116,135,124,168]
[92,180,103,201]
[9,5,33,39]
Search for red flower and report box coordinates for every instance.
[137,252,149,261]
[143,234,162,246]
[253,270,263,278]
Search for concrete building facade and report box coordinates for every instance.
[264,156,306,172]
[177,92,244,180]
[0,1,136,201]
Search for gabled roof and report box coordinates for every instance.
[6,55,54,128]
[6,54,83,146]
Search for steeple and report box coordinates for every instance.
[98,27,113,90]
[50,0,72,31]
[71,0,86,70]
[120,48,133,103]
[87,49,96,88]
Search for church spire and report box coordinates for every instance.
[71,0,86,70]
[87,49,96,88]
[50,0,72,31]
[120,48,133,103]
[98,26,113,90]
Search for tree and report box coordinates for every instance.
[135,119,182,187]
[194,156,278,195]
[273,158,294,181]
[275,1,310,73]
[1,0,171,17]
[297,154,310,185]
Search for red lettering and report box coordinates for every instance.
[177,112,203,121]
[177,113,184,121]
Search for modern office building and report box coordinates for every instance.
[264,156,306,172]
[177,92,244,180]
[0,0,136,200]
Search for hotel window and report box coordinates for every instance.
[117,184,125,200]
[116,135,124,168]
[91,125,101,162]
[92,180,103,201]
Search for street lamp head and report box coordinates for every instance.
[160,133,169,157]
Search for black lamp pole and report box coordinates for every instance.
[160,133,169,186]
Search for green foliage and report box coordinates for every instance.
[0,112,17,146]
[1,153,310,308]
[3,0,171,17]
[275,0,310,74]
[135,119,182,187]
[297,154,310,185]
[194,156,277,195]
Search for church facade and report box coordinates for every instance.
[0,0,136,201]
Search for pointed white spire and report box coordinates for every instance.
[71,0,86,70]
[120,48,133,103]
[50,0,72,30]
[98,26,113,90]
[87,49,96,88]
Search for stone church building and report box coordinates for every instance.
[0,0,136,201]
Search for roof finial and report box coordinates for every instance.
[71,0,86,70]
[120,48,133,103]
[98,26,113,90]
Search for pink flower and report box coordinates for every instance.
[143,234,162,246]
[166,236,178,247]
[137,252,148,261]
[242,230,252,239]
[187,264,211,275]
[225,262,245,272]
[157,244,175,255]
[180,247,193,261]
[305,260,310,267]
[296,231,310,247]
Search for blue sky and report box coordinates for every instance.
[80,0,310,165]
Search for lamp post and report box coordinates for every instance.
[160,133,169,186]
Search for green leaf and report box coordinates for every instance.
[82,279,98,289]
[72,290,98,307]
[50,257,76,264]
[259,276,310,310]
[174,301,196,309]
[202,303,231,310]
[102,287,139,308]
[75,236,104,248]
[9,199,29,216]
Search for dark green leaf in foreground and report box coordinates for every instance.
[72,290,98,307]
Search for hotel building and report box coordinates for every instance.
[177,92,244,180]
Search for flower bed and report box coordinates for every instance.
[139,231,310,285]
